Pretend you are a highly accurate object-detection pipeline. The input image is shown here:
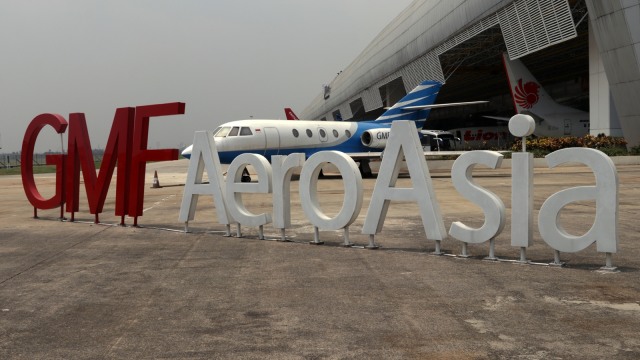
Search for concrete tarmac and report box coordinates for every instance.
[1,158,639,359]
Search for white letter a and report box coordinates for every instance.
[362,121,446,240]
[179,131,232,225]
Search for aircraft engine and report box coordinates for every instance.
[361,129,391,148]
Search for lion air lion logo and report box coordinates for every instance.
[514,79,540,109]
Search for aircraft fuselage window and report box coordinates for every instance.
[306,129,313,137]
[228,127,240,136]
[345,130,352,138]
[215,127,231,137]
[292,129,299,137]
[332,129,339,138]
[319,129,326,138]
[240,127,253,136]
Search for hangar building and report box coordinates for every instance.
[299,0,640,148]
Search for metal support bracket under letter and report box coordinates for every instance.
[310,226,324,245]
[366,234,379,249]
[460,242,470,258]
[550,250,565,267]
[600,253,617,271]
[517,247,528,264]
[484,238,498,261]
[343,226,353,247]
[432,240,442,255]
[278,228,291,242]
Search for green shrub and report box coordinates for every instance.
[510,135,628,157]
[599,147,629,157]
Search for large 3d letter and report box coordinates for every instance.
[362,121,446,240]
[449,151,505,243]
[508,114,536,249]
[65,108,134,215]
[272,154,305,230]
[299,151,363,230]
[225,153,273,227]
[511,152,534,248]
[21,114,68,209]
[179,131,232,225]
[538,148,618,253]
[129,103,184,219]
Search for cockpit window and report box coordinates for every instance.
[228,127,240,136]
[240,127,253,136]
[215,127,231,137]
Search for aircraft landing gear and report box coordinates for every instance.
[359,160,373,178]
[241,168,251,182]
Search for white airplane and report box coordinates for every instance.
[286,109,462,151]
[502,53,589,137]
[181,80,486,176]
[285,107,462,152]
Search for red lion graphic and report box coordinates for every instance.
[514,79,540,109]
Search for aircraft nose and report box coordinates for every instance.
[181,145,193,159]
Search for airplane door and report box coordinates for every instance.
[318,127,328,142]
[564,119,571,135]
[264,127,280,155]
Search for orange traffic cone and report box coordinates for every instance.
[151,170,161,188]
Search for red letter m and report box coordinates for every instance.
[66,107,134,222]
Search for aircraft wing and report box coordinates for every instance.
[344,152,383,160]
[483,112,543,123]
[402,100,488,111]
[422,151,469,156]
[482,115,510,121]
[345,150,471,161]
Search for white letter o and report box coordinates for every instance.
[299,151,363,230]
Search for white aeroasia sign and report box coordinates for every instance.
[179,120,619,268]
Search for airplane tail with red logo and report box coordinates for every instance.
[502,53,589,137]
[284,108,299,120]
[502,53,564,117]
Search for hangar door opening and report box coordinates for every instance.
[379,77,406,108]
[349,98,366,121]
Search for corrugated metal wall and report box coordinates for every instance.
[498,0,577,59]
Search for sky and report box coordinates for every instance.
[0,0,414,153]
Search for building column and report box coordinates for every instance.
[589,22,622,137]
[586,0,640,147]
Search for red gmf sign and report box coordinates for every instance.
[21,102,185,225]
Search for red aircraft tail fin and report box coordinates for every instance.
[284,108,299,120]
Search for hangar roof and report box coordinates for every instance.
[301,0,589,122]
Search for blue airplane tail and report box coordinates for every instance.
[374,80,442,128]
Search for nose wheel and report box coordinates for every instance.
[241,168,251,182]
[359,160,373,178]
